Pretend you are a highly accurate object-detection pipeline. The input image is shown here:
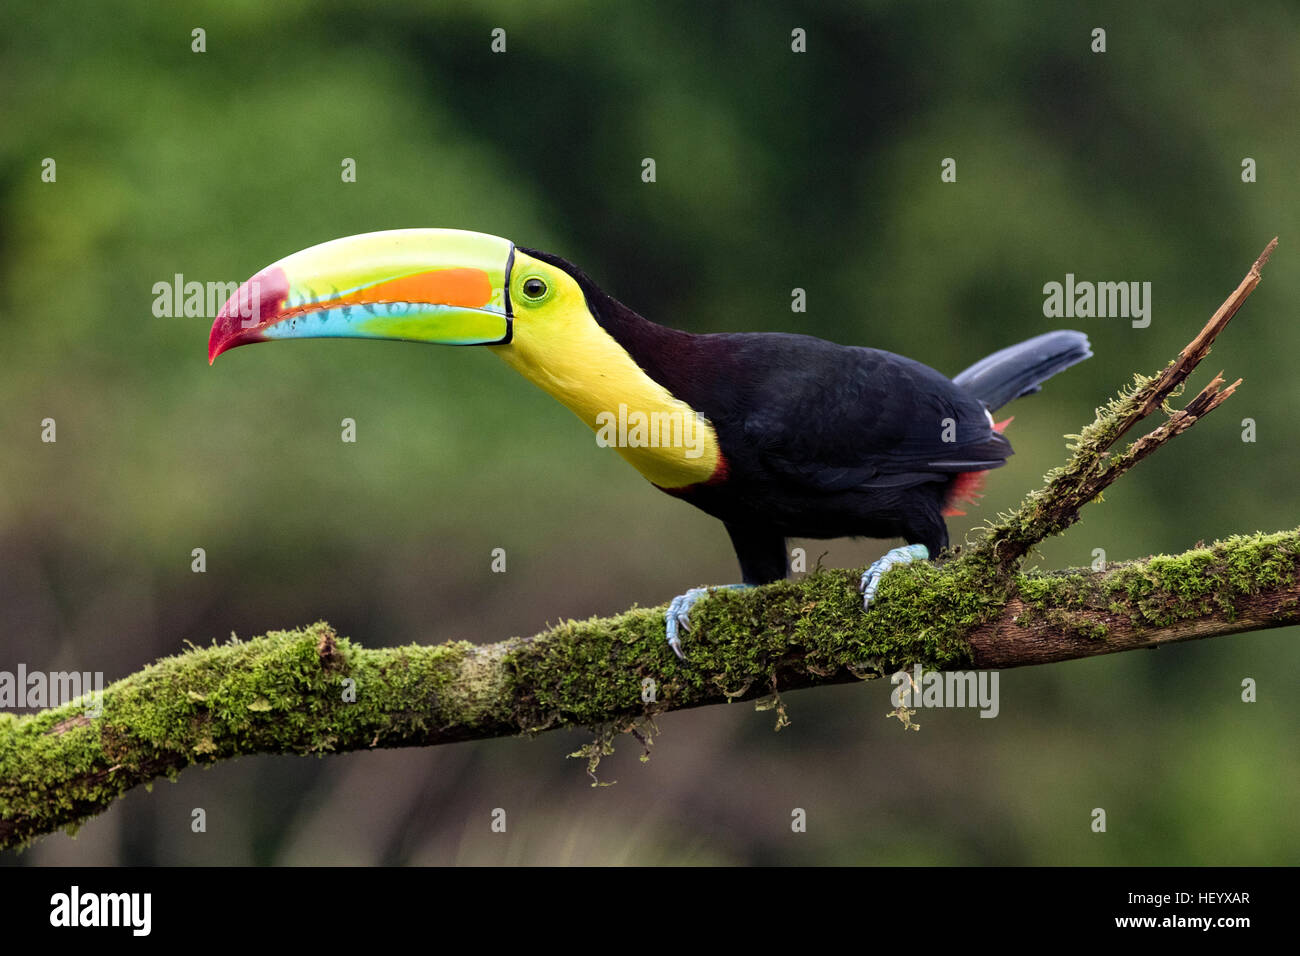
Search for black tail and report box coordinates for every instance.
[953,330,1092,411]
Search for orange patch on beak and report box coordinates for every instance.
[279,267,494,320]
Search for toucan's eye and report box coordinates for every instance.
[522,277,548,300]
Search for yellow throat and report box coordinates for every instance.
[490,252,722,490]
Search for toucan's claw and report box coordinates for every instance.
[665,584,752,658]
[665,588,706,658]
[860,544,930,609]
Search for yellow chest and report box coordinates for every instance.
[491,322,722,489]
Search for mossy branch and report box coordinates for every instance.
[2,529,1298,850]
[1,240,1288,850]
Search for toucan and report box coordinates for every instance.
[208,229,1091,657]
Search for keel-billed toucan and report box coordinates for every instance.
[209,229,1091,656]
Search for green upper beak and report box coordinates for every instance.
[208,228,515,364]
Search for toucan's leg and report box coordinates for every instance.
[861,501,947,609]
[860,544,929,608]
[665,523,787,658]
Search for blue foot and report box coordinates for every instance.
[665,584,752,659]
[859,544,929,609]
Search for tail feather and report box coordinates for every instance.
[953,330,1091,411]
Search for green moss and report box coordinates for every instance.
[4,528,1296,850]
[1013,531,1300,631]
[0,623,482,850]
[419,551,1006,752]
[970,371,1172,563]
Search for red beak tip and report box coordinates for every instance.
[206,266,289,367]
[207,336,236,364]
[207,330,226,365]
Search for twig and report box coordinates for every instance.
[970,239,1276,570]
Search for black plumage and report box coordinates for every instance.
[522,248,1091,585]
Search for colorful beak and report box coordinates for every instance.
[208,228,516,364]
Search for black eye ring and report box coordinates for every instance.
[522,277,548,299]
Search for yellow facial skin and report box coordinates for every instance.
[490,251,722,489]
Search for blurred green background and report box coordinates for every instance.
[1,0,1297,864]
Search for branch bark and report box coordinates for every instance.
[0,240,1287,850]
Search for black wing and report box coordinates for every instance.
[713,333,1009,493]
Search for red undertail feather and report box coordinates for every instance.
[942,417,1013,517]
